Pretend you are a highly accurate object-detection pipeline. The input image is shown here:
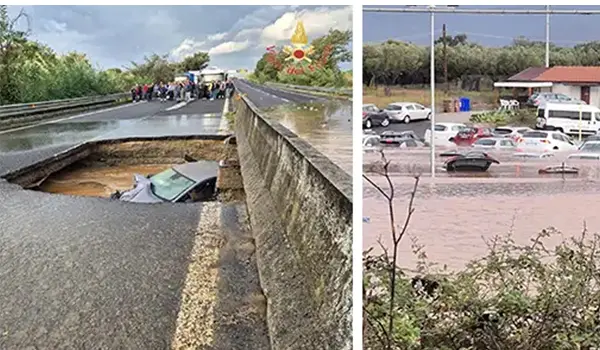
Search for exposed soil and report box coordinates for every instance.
[39,163,172,198]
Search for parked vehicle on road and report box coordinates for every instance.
[383,102,432,124]
[471,137,517,151]
[443,151,500,172]
[527,92,585,108]
[424,122,467,145]
[111,161,218,203]
[363,104,390,129]
[535,103,600,136]
[452,126,494,146]
[517,130,578,153]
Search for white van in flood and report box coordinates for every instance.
[536,103,600,136]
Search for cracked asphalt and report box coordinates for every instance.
[0,82,339,349]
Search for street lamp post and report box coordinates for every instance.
[545,5,550,67]
[430,5,436,178]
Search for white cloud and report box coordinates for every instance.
[208,32,227,41]
[170,38,207,61]
[260,6,352,44]
[234,28,262,40]
[208,40,251,55]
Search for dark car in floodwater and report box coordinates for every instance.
[111,161,218,203]
[363,104,391,129]
[443,151,499,172]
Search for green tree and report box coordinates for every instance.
[177,51,209,72]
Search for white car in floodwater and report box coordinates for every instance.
[517,130,578,153]
[567,140,600,160]
[424,122,467,146]
[471,137,518,151]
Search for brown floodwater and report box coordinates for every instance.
[363,149,600,272]
[39,164,172,198]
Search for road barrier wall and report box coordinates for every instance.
[0,93,130,131]
[233,94,352,350]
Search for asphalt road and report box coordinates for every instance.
[234,79,328,109]
[0,99,224,176]
[0,96,275,348]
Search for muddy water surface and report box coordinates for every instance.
[262,101,352,175]
[364,147,600,271]
[40,164,171,198]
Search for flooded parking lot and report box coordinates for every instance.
[262,101,352,175]
[363,146,600,271]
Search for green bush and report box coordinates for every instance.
[470,109,536,127]
[364,228,600,350]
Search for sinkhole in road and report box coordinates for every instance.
[7,137,245,203]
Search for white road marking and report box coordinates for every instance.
[218,97,230,133]
[171,202,223,349]
[165,101,188,111]
[0,101,147,135]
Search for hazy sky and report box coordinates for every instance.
[363,5,600,47]
[8,5,352,71]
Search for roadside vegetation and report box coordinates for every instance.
[469,109,537,127]
[248,29,352,88]
[363,152,600,349]
[363,33,600,109]
[0,6,210,105]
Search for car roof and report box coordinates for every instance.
[388,102,415,107]
[172,161,219,183]
[363,103,376,107]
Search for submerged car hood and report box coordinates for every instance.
[117,174,163,203]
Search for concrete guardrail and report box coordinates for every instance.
[265,82,352,97]
[0,93,130,131]
[233,92,352,350]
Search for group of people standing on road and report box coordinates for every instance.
[130,79,235,104]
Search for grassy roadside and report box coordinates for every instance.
[363,85,497,111]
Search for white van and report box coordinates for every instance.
[536,103,600,136]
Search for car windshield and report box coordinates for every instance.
[493,128,512,135]
[149,168,196,201]
[579,142,600,152]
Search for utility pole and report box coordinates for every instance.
[443,23,448,93]
[430,6,436,178]
[545,5,550,67]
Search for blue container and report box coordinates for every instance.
[459,97,471,112]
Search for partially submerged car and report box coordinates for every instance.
[111,160,218,203]
[538,165,579,174]
[379,131,424,147]
[443,151,500,172]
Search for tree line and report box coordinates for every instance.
[364,33,600,88]
[250,29,352,87]
[0,6,210,105]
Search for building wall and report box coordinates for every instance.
[590,86,600,108]
[552,83,581,101]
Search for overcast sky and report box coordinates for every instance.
[8,5,352,71]
[364,5,600,47]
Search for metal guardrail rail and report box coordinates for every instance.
[0,93,130,119]
[265,82,352,97]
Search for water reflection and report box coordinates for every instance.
[0,114,222,153]
[0,120,131,153]
[261,101,352,174]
